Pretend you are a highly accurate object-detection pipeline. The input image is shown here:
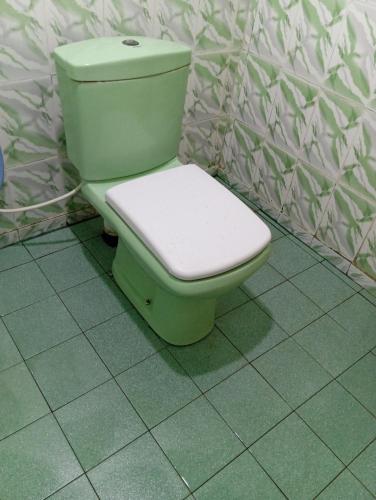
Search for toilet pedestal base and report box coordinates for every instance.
[112,240,216,345]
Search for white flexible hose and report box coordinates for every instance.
[0,182,83,214]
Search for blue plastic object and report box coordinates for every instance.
[0,147,4,187]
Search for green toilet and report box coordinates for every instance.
[54,36,271,345]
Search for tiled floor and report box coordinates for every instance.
[0,212,375,500]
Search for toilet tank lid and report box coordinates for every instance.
[53,37,192,82]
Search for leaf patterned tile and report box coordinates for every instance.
[224,120,263,192]
[302,90,362,177]
[267,73,318,155]
[317,184,376,261]
[257,141,296,212]
[250,0,298,63]
[155,0,201,46]
[341,110,376,204]
[198,0,237,51]
[46,0,104,54]
[0,0,50,81]
[104,0,154,37]
[326,3,376,106]
[237,52,280,134]
[0,78,57,168]
[287,0,347,83]
[282,162,335,234]
[179,119,222,168]
[355,222,376,280]
[184,52,229,123]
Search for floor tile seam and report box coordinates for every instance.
[105,345,170,380]
[0,409,52,446]
[214,294,252,320]
[346,468,376,499]
[0,358,25,375]
[83,330,192,494]
[0,257,34,274]
[325,290,376,338]
[312,467,348,499]
[26,239,82,261]
[0,287,57,320]
[239,273,289,301]
[292,330,376,388]
[42,472,99,500]
[293,410,350,468]
[359,290,376,309]
[214,320,289,363]
[34,253,107,295]
[81,237,114,272]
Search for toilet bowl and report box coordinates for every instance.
[54,36,271,345]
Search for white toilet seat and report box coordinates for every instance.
[106,164,271,281]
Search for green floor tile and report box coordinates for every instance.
[60,275,131,331]
[70,217,103,242]
[0,319,21,371]
[256,281,324,335]
[298,382,376,464]
[322,261,361,291]
[0,243,32,272]
[241,263,286,298]
[27,335,111,410]
[87,310,164,376]
[216,301,287,362]
[23,227,79,259]
[268,237,317,278]
[0,363,49,440]
[251,413,343,500]
[56,380,146,470]
[152,396,244,491]
[215,287,249,317]
[169,328,247,391]
[349,441,376,495]
[49,476,97,500]
[295,316,367,377]
[317,470,373,499]
[4,296,80,359]
[83,236,116,272]
[0,262,54,316]
[194,451,284,500]
[287,235,323,261]
[253,338,331,408]
[291,263,356,312]
[329,295,376,352]
[206,365,290,446]
[38,244,103,292]
[0,414,82,500]
[360,289,376,306]
[88,433,189,500]
[117,350,200,428]
[339,354,376,416]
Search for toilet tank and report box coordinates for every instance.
[54,37,191,182]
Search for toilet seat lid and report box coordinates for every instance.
[105,164,271,281]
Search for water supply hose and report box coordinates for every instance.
[0,182,83,213]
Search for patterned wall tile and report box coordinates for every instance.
[154,0,201,46]
[46,0,104,55]
[287,0,347,83]
[257,141,296,212]
[184,52,229,123]
[179,119,222,168]
[0,78,57,168]
[326,2,376,106]
[302,90,362,178]
[237,52,280,134]
[341,109,376,203]
[282,162,335,234]
[267,72,318,155]
[355,222,376,280]
[198,0,237,50]
[221,51,241,116]
[0,0,50,81]
[224,120,263,191]
[250,0,298,63]
[317,184,376,261]
[104,0,154,37]
[233,0,255,48]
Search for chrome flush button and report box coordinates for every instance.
[122,39,140,47]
